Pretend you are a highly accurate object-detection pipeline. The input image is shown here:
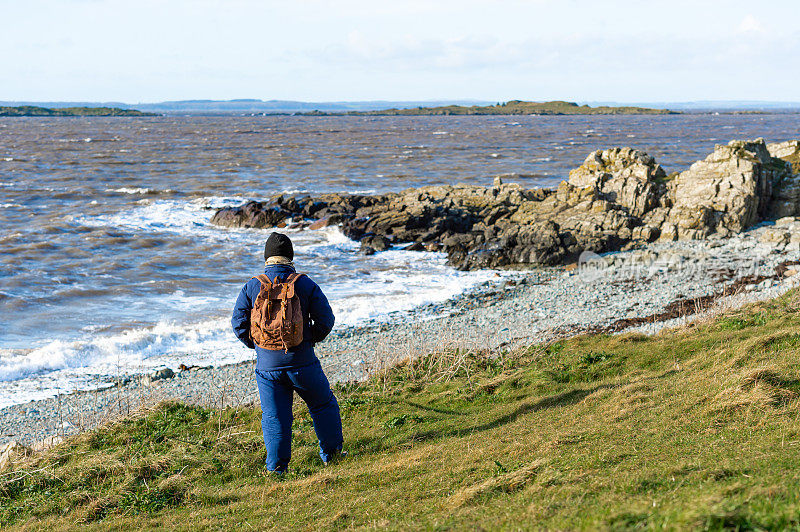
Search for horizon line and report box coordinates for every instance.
[3,98,800,106]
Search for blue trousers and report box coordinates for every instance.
[254,361,343,472]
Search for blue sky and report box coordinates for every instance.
[2,0,798,102]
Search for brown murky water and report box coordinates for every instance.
[0,113,797,405]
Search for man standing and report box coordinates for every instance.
[232,232,343,473]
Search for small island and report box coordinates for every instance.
[304,100,678,116]
[0,105,156,117]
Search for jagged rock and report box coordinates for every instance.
[766,141,800,218]
[768,140,800,173]
[770,183,800,220]
[403,242,426,252]
[667,139,791,238]
[210,201,290,229]
[309,215,346,230]
[359,234,391,255]
[661,206,715,241]
[568,147,666,217]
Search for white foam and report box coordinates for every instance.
[0,318,253,409]
[76,196,247,239]
[327,250,500,327]
[55,138,94,143]
[108,187,151,194]
[2,157,13,162]
[1,198,511,408]
[0,318,246,382]
[0,203,21,208]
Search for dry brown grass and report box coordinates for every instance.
[448,459,547,508]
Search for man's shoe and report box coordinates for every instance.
[264,465,286,476]
[323,450,347,466]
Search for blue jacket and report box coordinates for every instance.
[232,264,335,370]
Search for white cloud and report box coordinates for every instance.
[738,14,765,34]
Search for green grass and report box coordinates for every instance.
[782,152,800,175]
[719,312,769,330]
[3,291,800,530]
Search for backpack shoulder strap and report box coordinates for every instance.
[253,274,272,287]
[282,273,306,298]
[286,273,306,285]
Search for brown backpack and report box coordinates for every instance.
[250,273,306,351]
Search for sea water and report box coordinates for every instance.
[1,113,798,408]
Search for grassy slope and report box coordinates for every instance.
[3,292,800,530]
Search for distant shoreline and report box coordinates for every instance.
[3,99,800,116]
[0,105,156,117]
[299,100,678,116]
[4,104,800,118]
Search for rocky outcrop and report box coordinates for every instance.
[210,138,799,271]
[662,139,792,239]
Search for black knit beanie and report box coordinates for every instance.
[264,232,294,260]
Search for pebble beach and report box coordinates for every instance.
[3,219,799,448]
